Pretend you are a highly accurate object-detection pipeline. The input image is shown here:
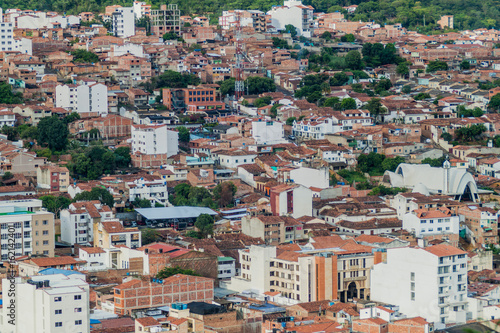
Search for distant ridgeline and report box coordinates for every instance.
[4,0,499,30]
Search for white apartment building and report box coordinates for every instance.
[289,167,329,189]
[218,10,257,30]
[0,206,55,259]
[0,274,89,333]
[60,201,114,246]
[131,124,179,157]
[218,256,236,280]
[371,244,468,329]
[0,9,32,54]
[267,0,314,37]
[222,245,276,293]
[251,120,285,145]
[292,117,338,140]
[133,1,151,19]
[0,199,42,211]
[216,150,257,169]
[112,7,136,38]
[55,83,108,116]
[403,208,460,237]
[0,111,16,127]
[127,178,168,206]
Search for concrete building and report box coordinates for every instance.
[459,205,500,245]
[241,215,305,245]
[131,124,179,168]
[223,245,276,294]
[0,9,32,54]
[60,201,114,246]
[127,177,168,207]
[133,1,151,19]
[0,206,55,259]
[36,165,70,192]
[94,220,141,249]
[162,87,224,113]
[217,150,257,169]
[0,274,89,333]
[217,256,236,280]
[289,167,329,189]
[55,83,108,117]
[113,274,213,315]
[112,7,136,38]
[251,120,285,145]
[151,4,181,36]
[267,0,314,37]
[403,207,460,238]
[270,184,313,218]
[371,244,468,329]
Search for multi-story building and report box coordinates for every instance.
[1,274,90,333]
[0,206,55,259]
[0,10,32,54]
[113,274,213,315]
[94,220,141,249]
[151,4,180,36]
[270,184,313,219]
[112,7,136,38]
[60,201,114,246]
[403,207,460,238]
[267,0,314,37]
[162,87,225,113]
[251,120,285,145]
[219,10,267,32]
[133,1,151,19]
[217,256,236,280]
[371,244,468,329]
[459,205,499,245]
[292,117,338,140]
[241,215,305,245]
[127,178,168,207]
[131,124,179,167]
[36,165,70,192]
[55,83,108,117]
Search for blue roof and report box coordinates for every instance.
[90,319,101,324]
[38,268,85,276]
[135,206,218,220]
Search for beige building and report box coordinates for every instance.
[241,215,304,245]
[94,220,141,249]
[36,165,70,192]
[0,207,55,260]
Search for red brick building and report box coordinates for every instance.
[113,274,214,315]
[162,87,224,113]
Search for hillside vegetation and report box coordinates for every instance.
[5,0,500,30]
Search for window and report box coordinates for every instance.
[54,297,62,302]
[74,295,82,300]
[411,292,415,301]
[24,221,30,228]
[75,320,82,325]
[410,272,415,281]
[55,322,62,327]
[43,220,48,225]
[55,309,62,314]
[42,230,49,235]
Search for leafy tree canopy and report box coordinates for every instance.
[70,49,99,63]
[156,266,200,279]
[74,187,114,208]
[37,116,69,152]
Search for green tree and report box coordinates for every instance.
[114,147,131,168]
[381,156,405,172]
[460,60,470,70]
[219,78,235,96]
[195,213,214,238]
[63,112,81,124]
[156,266,200,279]
[177,126,190,143]
[345,50,363,70]
[74,187,114,207]
[133,197,152,208]
[402,85,412,94]
[366,98,384,122]
[20,125,38,140]
[141,228,161,245]
[396,62,409,78]
[489,93,500,112]
[340,97,357,110]
[2,172,13,181]
[142,70,200,92]
[330,72,349,86]
[323,96,341,109]
[254,96,273,108]
[286,117,297,126]
[270,104,281,118]
[37,116,69,151]
[0,81,23,104]
[272,37,290,49]
[426,60,448,73]
[340,34,355,42]
[40,195,71,218]
[422,156,446,167]
[321,31,332,40]
[441,132,453,142]
[70,49,99,63]
[213,182,237,207]
[1,125,17,141]
[284,24,297,38]
[246,76,276,95]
